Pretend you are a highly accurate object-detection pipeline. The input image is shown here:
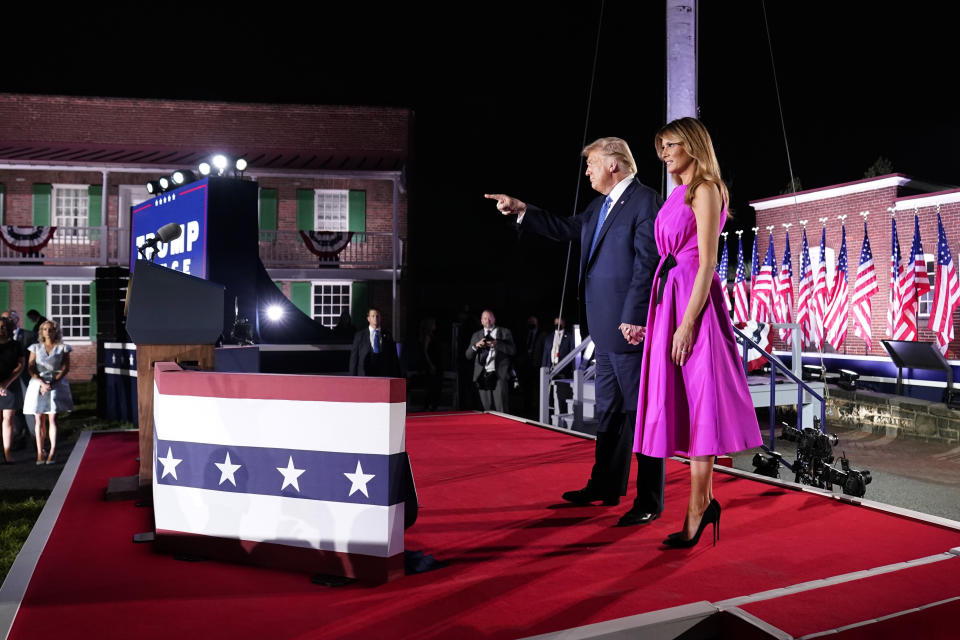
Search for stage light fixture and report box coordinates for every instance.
[158,176,170,191]
[802,364,823,382]
[198,162,211,176]
[266,305,284,322]
[212,154,228,175]
[838,369,860,391]
[146,180,160,195]
[235,158,247,171]
[172,170,196,186]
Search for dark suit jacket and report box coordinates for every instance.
[465,327,515,382]
[542,329,574,378]
[13,328,35,389]
[349,327,401,377]
[520,178,662,354]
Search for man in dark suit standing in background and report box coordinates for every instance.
[349,307,401,377]
[485,136,665,526]
[2,310,35,449]
[465,309,515,413]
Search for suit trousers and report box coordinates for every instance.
[587,348,664,511]
[478,377,509,413]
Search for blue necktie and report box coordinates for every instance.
[373,329,381,354]
[589,196,614,258]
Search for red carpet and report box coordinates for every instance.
[7,413,960,639]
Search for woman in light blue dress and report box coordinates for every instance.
[23,321,73,464]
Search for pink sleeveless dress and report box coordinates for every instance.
[634,185,762,457]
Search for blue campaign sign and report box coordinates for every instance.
[130,179,209,277]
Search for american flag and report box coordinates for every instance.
[797,228,815,348]
[775,231,794,342]
[887,216,904,338]
[895,214,927,341]
[752,233,777,322]
[717,235,732,311]
[812,225,830,349]
[928,212,960,355]
[733,234,749,324]
[750,231,761,320]
[824,223,850,349]
[852,221,879,351]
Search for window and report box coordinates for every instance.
[314,189,349,231]
[52,185,89,229]
[311,282,351,328]
[49,281,92,340]
[918,254,935,319]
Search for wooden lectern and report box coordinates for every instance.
[126,260,224,488]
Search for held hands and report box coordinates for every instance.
[672,321,695,366]
[484,194,527,216]
[39,381,51,396]
[619,323,645,345]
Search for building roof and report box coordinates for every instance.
[0,94,410,172]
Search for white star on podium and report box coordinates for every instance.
[277,456,305,492]
[215,452,242,486]
[158,447,182,480]
[344,461,375,498]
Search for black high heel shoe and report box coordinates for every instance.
[663,499,721,548]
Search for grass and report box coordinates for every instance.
[0,381,132,583]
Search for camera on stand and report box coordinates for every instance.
[777,421,872,498]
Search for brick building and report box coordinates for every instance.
[748,174,960,357]
[0,94,411,380]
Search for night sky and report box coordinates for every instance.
[6,2,959,333]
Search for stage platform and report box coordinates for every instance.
[2,412,960,639]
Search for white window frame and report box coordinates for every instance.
[47,280,93,344]
[918,253,935,320]
[310,280,351,329]
[313,189,349,231]
[51,184,90,232]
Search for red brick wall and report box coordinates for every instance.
[752,182,960,357]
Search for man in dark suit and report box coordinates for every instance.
[464,309,515,412]
[349,307,401,377]
[2,310,36,448]
[543,317,575,416]
[485,136,665,526]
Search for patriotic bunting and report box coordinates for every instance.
[299,230,354,258]
[0,226,57,254]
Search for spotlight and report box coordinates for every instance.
[235,158,247,171]
[146,180,160,195]
[172,170,196,186]
[838,369,860,391]
[158,176,170,191]
[802,365,823,382]
[212,154,228,175]
[752,450,783,479]
[266,305,284,322]
[198,162,211,176]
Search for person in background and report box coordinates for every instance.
[1,310,36,450]
[0,317,25,463]
[349,307,401,377]
[465,309,516,412]
[24,320,73,465]
[26,310,47,336]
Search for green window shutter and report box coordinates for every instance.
[88,280,97,338]
[0,282,9,312]
[289,282,311,317]
[296,189,314,231]
[259,188,278,240]
[88,185,103,226]
[350,282,368,329]
[348,190,366,243]
[23,281,47,320]
[33,184,52,226]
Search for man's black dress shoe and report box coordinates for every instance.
[616,509,661,527]
[561,488,620,506]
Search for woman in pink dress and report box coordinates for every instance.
[629,118,762,548]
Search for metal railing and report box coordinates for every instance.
[0,226,130,265]
[732,323,826,466]
[259,230,405,269]
[538,336,596,428]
